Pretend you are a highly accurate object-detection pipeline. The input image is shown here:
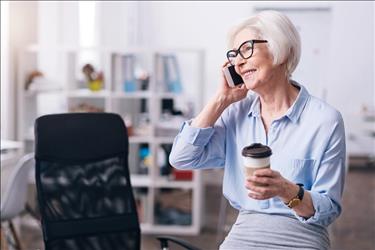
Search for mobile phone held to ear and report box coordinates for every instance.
[223,65,244,87]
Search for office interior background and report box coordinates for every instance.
[0,1,374,250]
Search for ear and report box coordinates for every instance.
[280,61,291,79]
[279,61,288,72]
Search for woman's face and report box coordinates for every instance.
[232,29,281,91]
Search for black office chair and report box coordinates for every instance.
[34,113,200,250]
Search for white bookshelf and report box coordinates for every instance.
[66,89,111,98]
[18,46,205,235]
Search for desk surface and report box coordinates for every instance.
[1,140,24,169]
[1,140,23,151]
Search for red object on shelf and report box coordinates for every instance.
[172,169,193,181]
[135,199,144,223]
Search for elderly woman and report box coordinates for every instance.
[169,10,346,250]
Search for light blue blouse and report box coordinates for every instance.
[169,82,346,227]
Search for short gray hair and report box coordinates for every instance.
[227,10,301,78]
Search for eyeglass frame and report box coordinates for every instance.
[226,39,268,65]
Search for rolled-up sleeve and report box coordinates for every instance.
[169,117,227,170]
[294,112,346,227]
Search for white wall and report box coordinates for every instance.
[324,2,374,155]
[38,1,79,80]
[8,1,38,140]
[97,1,139,49]
[38,1,79,48]
[1,1,10,139]
[325,2,374,115]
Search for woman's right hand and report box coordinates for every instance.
[191,61,249,128]
[216,61,249,106]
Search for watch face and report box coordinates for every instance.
[289,199,301,208]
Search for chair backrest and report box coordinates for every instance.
[34,113,140,250]
[1,153,34,221]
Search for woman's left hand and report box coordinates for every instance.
[245,168,298,201]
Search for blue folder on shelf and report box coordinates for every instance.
[122,54,137,92]
[158,54,183,94]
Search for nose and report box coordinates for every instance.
[235,55,247,67]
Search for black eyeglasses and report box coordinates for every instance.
[226,40,268,65]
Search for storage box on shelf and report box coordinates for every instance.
[18,46,205,235]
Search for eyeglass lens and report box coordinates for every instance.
[227,41,254,65]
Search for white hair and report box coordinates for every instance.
[227,10,301,78]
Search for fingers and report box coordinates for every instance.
[222,60,231,68]
[220,71,230,88]
[245,183,276,200]
[247,175,275,186]
[244,170,286,200]
[239,85,249,93]
[248,191,274,200]
[219,60,248,100]
[220,61,231,82]
[253,168,279,178]
[220,61,230,83]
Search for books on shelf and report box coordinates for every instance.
[134,188,149,223]
[157,143,193,181]
[113,54,137,92]
[154,189,192,226]
[155,115,185,137]
[156,54,183,93]
[122,55,137,92]
[172,169,193,181]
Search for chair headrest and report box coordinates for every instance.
[35,113,128,162]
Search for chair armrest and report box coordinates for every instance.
[156,235,201,250]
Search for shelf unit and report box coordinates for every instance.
[18,46,205,235]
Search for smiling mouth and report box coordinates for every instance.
[242,69,257,78]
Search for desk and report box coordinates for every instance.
[1,140,24,196]
[1,140,24,166]
[1,140,24,150]
[347,113,375,168]
[1,140,25,249]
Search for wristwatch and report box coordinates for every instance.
[285,183,304,208]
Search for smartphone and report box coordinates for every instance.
[223,65,244,87]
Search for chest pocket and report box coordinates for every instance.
[279,159,315,188]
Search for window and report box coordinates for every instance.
[79,1,97,48]
[1,1,10,138]
[78,2,100,82]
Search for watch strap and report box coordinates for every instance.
[296,183,304,200]
[285,183,304,208]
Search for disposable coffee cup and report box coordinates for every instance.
[242,143,272,186]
